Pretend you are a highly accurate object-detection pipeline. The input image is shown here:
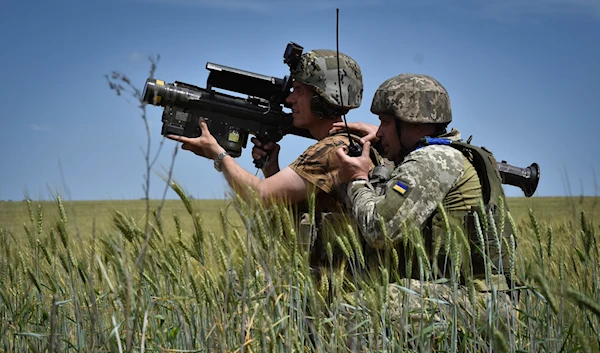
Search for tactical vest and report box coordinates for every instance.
[419,137,515,291]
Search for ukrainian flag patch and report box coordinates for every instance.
[393,181,409,196]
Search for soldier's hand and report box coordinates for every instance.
[330,121,379,144]
[335,141,371,183]
[165,117,225,160]
[251,137,280,176]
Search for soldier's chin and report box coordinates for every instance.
[292,114,308,128]
[384,148,398,161]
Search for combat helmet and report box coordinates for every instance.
[291,49,363,110]
[370,73,452,124]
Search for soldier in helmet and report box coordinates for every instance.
[167,49,381,239]
[248,48,378,215]
[334,73,517,347]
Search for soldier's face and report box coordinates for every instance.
[286,81,317,128]
[376,115,402,161]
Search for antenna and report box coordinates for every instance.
[336,8,362,157]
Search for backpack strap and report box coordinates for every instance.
[418,137,505,206]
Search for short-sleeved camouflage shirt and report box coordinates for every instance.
[290,133,349,213]
[289,131,374,213]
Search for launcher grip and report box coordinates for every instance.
[252,137,277,170]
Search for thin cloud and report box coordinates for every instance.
[479,0,600,20]
[409,0,600,23]
[128,52,146,64]
[29,124,52,132]
[445,0,600,21]
[134,0,383,13]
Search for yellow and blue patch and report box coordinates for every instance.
[393,181,409,196]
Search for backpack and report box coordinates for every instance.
[419,137,516,289]
[419,137,507,211]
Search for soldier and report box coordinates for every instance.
[167,49,382,257]
[334,73,518,349]
[167,49,365,204]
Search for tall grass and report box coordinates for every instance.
[1,186,599,352]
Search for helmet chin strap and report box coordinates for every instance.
[396,142,413,164]
[395,122,421,163]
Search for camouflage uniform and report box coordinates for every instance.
[290,129,380,267]
[341,74,517,349]
[290,131,373,214]
[339,279,517,352]
[347,128,469,249]
[347,73,512,282]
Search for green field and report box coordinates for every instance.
[0,198,244,240]
[1,194,599,352]
[1,196,597,241]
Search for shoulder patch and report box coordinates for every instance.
[392,181,409,196]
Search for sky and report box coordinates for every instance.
[0,0,598,201]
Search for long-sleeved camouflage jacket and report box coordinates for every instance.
[346,129,476,249]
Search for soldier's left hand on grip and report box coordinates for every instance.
[251,137,279,170]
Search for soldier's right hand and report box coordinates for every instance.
[335,141,372,183]
[251,137,281,176]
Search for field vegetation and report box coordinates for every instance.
[0,191,599,352]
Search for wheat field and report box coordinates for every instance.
[0,190,599,352]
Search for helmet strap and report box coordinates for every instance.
[394,120,420,162]
[310,94,344,119]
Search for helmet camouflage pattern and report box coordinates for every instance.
[291,49,363,110]
[370,73,452,124]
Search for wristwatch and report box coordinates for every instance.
[214,151,229,172]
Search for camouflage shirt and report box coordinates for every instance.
[347,129,465,249]
[290,130,374,214]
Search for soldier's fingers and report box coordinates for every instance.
[198,117,210,134]
[252,147,266,158]
[263,141,278,150]
[166,134,190,144]
[250,137,262,147]
[335,146,350,161]
[361,141,371,157]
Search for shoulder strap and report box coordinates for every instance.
[451,141,505,205]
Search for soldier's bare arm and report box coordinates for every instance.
[169,117,311,204]
[220,155,311,204]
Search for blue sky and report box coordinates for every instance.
[0,0,598,201]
